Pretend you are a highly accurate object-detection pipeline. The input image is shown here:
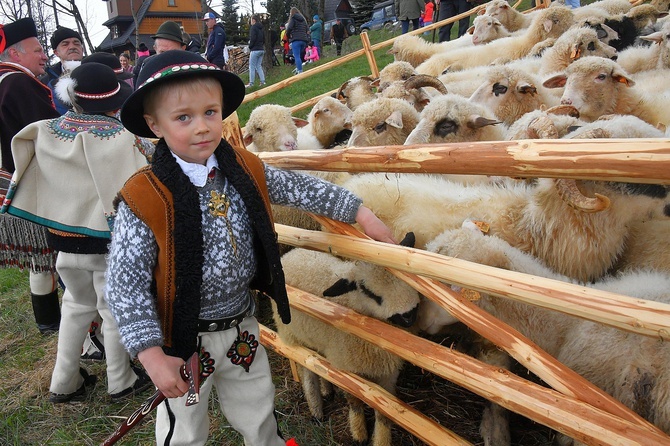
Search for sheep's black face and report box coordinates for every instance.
[434,119,458,137]
[620,183,669,199]
[388,306,418,328]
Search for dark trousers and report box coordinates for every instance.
[335,39,344,56]
[438,0,473,42]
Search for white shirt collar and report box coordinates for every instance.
[171,152,219,187]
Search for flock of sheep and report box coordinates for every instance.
[241,0,670,444]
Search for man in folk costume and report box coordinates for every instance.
[2,62,151,403]
[38,26,84,115]
[0,17,61,334]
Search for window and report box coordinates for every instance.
[112,25,119,39]
[168,0,175,6]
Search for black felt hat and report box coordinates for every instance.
[151,21,186,45]
[50,26,82,50]
[56,62,133,114]
[82,52,133,80]
[120,50,245,137]
[0,17,38,53]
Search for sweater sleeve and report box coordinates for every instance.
[264,165,362,223]
[105,201,164,358]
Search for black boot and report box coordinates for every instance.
[31,290,61,335]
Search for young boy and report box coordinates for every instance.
[107,50,396,445]
[3,62,151,402]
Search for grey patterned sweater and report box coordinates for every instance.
[105,160,361,358]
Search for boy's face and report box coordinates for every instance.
[144,83,223,165]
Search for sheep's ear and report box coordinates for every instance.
[612,71,635,88]
[370,78,380,88]
[542,74,567,89]
[517,83,537,96]
[399,232,416,248]
[292,117,310,128]
[322,278,357,297]
[386,110,404,129]
[243,133,254,146]
[542,19,554,34]
[477,8,486,15]
[639,31,663,45]
[467,115,501,129]
[569,43,582,60]
[466,25,475,34]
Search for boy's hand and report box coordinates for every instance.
[138,346,190,398]
[355,206,397,244]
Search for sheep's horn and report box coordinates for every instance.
[404,74,448,94]
[336,80,351,102]
[544,105,580,117]
[527,116,559,139]
[555,179,610,213]
[467,115,501,129]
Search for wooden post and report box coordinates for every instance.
[360,31,380,79]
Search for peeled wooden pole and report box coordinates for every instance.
[360,31,380,79]
[258,140,670,184]
[278,220,662,434]
[265,288,670,445]
[260,323,471,446]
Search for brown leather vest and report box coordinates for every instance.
[119,145,273,348]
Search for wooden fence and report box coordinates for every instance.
[232,1,670,444]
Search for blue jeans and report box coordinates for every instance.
[291,40,307,73]
[249,50,265,85]
[312,39,321,56]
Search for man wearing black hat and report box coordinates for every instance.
[39,26,83,114]
[0,17,61,334]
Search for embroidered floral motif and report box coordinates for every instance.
[48,112,125,141]
[227,329,258,372]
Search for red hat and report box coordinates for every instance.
[0,17,38,53]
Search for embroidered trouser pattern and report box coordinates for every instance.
[155,316,285,446]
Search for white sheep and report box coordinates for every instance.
[388,33,475,68]
[243,104,304,153]
[563,113,666,139]
[416,6,576,76]
[347,97,420,147]
[377,60,416,89]
[297,96,353,150]
[404,93,504,144]
[274,233,420,446]
[343,173,670,282]
[377,74,448,112]
[484,0,534,32]
[468,65,560,125]
[504,105,584,140]
[423,220,670,445]
[572,0,633,22]
[336,76,377,111]
[543,56,670,126]
[470,14,514,45]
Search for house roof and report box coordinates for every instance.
[324,0,353,21]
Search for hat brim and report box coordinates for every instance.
[120,66,245,138]
[79,81,133,114]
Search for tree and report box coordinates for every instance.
[351,0,376,28]
[220,0,243,44]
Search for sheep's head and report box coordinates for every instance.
[552,26,618,64]
[308,96,353,147]
[322,233,420,327]
[470,15,509,45]
[378,61,416,89]
[336,76,377,111]
[532,6,575,41]
[542,57,634,122]
[348,98,420,147]
[469,66,545,126]
[243,104,305,152]
[405,94,501,145]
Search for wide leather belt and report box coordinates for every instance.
[197,306,252,333]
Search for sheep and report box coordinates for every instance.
[468,65,560,125]
[377,74,448,112]
[388,33,474,68]
[542,56,670,126]
[572,0,633,22]
[273,233,420,446]
[563,113,666,139]
[243,104,305,153]
[484,0,534,32]
[617,20,670,73]
[584,4,664,52]
[347,97,420,147]
[297,96,353,150]
[376,61,416,89]
[342,173,670,282]
[404,93,504,144]
[615,219,670,274]
[423,219,670,445]
[504,105,584,140]
[470,14,514,45]
[416,6,576,76]
[335,76,377,111]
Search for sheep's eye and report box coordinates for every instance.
[255,127,262,132]
[596,73,607,81]
[492,83,508,96]
[374,122,387,134]
[434,119,458,137]
[587,41,596,51]
[323,108,330,113]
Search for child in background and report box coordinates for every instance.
[422,0,435,35]
[304,41,320,63]
[106,50,396,445]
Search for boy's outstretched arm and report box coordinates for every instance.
[355,205,397,244]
